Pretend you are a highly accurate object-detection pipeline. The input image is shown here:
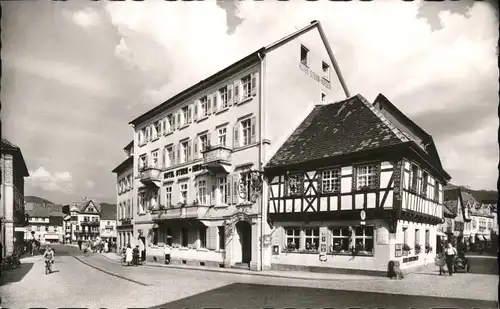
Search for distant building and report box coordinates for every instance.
[24,203,64,243]
[67,198,102,243]
[1,138,29,257]
[112,141,134,249]
[442,187,473,249]
[99,204,117,243]
[264,94,450,274]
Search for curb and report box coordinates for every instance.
[73,256,149,286]
[99,254,382,282]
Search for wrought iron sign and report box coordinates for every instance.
[237,169,264,203]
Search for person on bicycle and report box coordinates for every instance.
[43,245,55,265]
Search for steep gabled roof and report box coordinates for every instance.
[112,156,134,174]
[129,20,349,127]
[266,94,406,168]
[74,199,101,213]
[443,202,456,218]
[26,204,64,218]
[1,138,29,177]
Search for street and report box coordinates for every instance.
[0,244,497,309]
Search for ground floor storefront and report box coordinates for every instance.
[117,225,134,249]
[267,218,438,275]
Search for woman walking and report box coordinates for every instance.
[125,244,133,266]
[444,243,457,276]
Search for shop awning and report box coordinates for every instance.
[483,235,491,241]
[477,235,486,241]
[436,231,447,237]
[44,234,59,240]
[199,220,216,227]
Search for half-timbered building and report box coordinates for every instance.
[264,93,451,274]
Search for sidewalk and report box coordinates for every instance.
[99,252,381,281]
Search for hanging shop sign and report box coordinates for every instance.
[319,231,328,262]
[360,210,366,225]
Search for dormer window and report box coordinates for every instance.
[322,62,330,81]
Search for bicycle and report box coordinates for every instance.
[45,259,52,275]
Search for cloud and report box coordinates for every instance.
[64,7,100,29]
[26,167,74,193]
[85,180,96,189]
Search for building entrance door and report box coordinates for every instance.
[236,221,252,264]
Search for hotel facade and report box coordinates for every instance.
[264,94,451,274]
[118,20,351,270]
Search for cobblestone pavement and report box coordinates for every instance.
[0,244,497,309]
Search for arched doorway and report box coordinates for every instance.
[236,221,252,264]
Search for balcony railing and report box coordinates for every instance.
[81,221,100,227]
[140,166,161,184]
[120,218,132,225]
[202,145,232,166]
[156,203,210,220]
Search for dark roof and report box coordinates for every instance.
[100,203,117,220]
[266,94,404,168]
[112,156,134,174]
[443,202,456,218]
[443,201,458,217]
[72,199,102,213]
[1,138,29,177]
[124,141,133,151]
[26,204,64,218]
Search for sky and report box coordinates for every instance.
[1,0,498,205]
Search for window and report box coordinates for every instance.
[181,228,188,247]
[241,119,252,146]
[199,227,207,248]
[286,173,304,196]
[425,229,430,245]
[434,182,440,201]
[242,75,252,99]
[139,155,147,170]
[403,227,408,245]
[415,229,420,246]
[197,180,207,205]
[218,176,229,204]
[200,96,209,118]
[166,114,174,133]
[421,172,428,196]
[182,106,189,125]
[285,228,300,250]
[322,62,330,80]
[165,186,172,207]
[218,127,227,146]
[218,226,225,250]
[181,141,189,163]
[356,164,377,189]
[331,227,350,252]
[36,226,40,231]
[304,228,319,251]
[151,150,159,168]
[411,164,418,191]
[322,169,340,193]
[300,45,309,66]
[321,91,326,103]
[355,226,374,254]
[220,86,229,109]
[164,146,173,167]
[153,121,161,139]
[180,183,188,204]
[238,172,251,202]
[199,134,208,153]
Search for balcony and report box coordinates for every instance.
[81,220,100,227]
[120,218,132,226]
[140,166,162,186]
[201,145,232,173]
[159,203,210,220]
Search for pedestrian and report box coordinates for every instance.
[104,241,109,253]
[133,245,140,266]
[444,242,457,276]
[164,244,171,265]
[435,252,446,275]
[78,240,82,251]
[125,244,133,266]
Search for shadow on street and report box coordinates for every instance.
[0,262,35,286]
[148,283,498,309]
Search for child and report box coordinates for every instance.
[435,252,446,275]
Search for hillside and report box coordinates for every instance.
[447,184,498,203]
[25,196,54,204]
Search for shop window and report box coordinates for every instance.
[355,226,374,254]
[403,227,408,245]
[181,228,188,247]
[166,228,172,246]
[425,229,430,245]
[285,228,300,251]
[331,227,350,253]
[199,227,207,248]
[414,229,420,246]
[304,228,319,251]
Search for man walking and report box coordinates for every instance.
[164,245,171,265]
[444,242,457,276]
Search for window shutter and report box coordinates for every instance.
[187,139,192,161]
[210,184,216,205]
[145,127,150,142]
[194,180,199,202]
[228,84,233,106]
[226,176,231,204]
[317,171,323,194]
[251,116,257,143]
[213,91,219,112]
[251,73,257,96]
[176,143,181,165]
[207,132,211,147]
[194,138,199,159]
[207,226,218,250]
[232,175,239,204]
[234,80,240,103]
[207,94,213,115]
[194,100,199,121]
[172,145,176,165]
[188,105,193,124]
[233,122,239,148]
[176,112,181,129]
